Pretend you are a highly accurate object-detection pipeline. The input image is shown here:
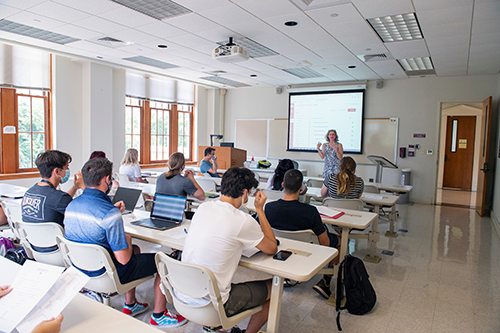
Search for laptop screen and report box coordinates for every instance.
[112,187,142,212]
[151,193,187,223]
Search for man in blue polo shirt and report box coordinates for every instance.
[200,147,221,177]
[64,158,186,328]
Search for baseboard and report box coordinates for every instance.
[491,210,500,239]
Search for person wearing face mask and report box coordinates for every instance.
[63,158,187,328]
[317,129,343,178]
[180,167,277,333]
[22,150,84,228]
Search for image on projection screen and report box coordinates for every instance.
[287,90,365,153]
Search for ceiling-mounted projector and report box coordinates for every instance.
[212,37,250,63]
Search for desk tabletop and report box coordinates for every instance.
[366,182,413,193]
[124,211,337,282]
[321,209,377,229]
[0,183,28,198]
[305,187,400,206]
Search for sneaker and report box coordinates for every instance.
[202,327,229,332]
[122,301,149,316]
[313,278,332,299]
[150,310,188,328]
[230,327,246,333]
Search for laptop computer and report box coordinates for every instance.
[131,193,187,231]
[112,187,142,214]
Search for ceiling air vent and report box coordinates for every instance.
[98,36,125,43]
[357,53,394,62]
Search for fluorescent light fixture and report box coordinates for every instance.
[217,37,278,58]
[0,19,79,44]
[367,13,423,43]
[123,56,178,69]
[397,57,436,76]
[200,76,250,87]
[111,0,192,20]
[282,67,324,79]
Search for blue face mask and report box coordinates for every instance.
[60,169,70,184]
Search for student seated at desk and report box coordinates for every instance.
[156,152,205,201]
[64,158,187,328]
[265,169,339,299]
[119,148,148,183]
[266,158,307,195]
[199,147,222,178]
[89,151,119,189]
[180,167,277,333]
[22,150,84,228]
[0,285,64,333]
[321,156,364,199]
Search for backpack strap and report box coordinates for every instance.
[336,257,346,331]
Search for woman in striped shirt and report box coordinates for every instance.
[320,156,364,199]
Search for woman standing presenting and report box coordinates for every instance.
[317,129,343,178]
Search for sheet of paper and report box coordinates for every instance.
[167,226,188,240]
[0,261,64,333]
[16,267,90,333]
[242,247,260,258]
[361,193,383,200]
[316,206,342,218]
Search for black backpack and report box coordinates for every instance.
[335,255,376,331]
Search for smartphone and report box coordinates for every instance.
[208,194,219,198]
[273,250,292,261]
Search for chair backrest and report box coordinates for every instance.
[0,201,21,239]
[155,252,262,330]
[364,185,379,194]
[261,189,284,201]
[117,173,135,183]
[272,228,319,245]
[307,179,324,188]
[196,178,217,193]
[291,160,299,169]
[15,221,64,266]
[252,171,260,182]
[56,235,122,294]
[202,173,212,178]
[322,198,363,211]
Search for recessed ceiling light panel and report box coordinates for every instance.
[111,0,192,20]
[123,56,178,69]
[0,19,79,44]
[282,67,324,79]
[397,57,436,76]
[367,12,423,43]
[200,76,250,87]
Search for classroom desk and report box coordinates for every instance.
[0,183,28,199]
[366,182,413,195]
[123,211,337,333]
[4,258,162,333]
[305,187,401,238]
[245,197,379,263]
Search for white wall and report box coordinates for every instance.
[224,75,499,204]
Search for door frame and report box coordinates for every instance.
[435,101,483,204]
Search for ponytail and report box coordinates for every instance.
[336,157,357,198]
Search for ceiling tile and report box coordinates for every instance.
[413,0,471,11]
[336,33,385,55]
[354,0,414,19]
[198,4,257,28]
[307,3,364,24]
[435,67,467,76]
[27,1,92,23]
[52,0,120,15]
[166,13,220,33]
[50,24,102,40]
[0,4,21,19]
[97,6,158,28]
[473,1,500,21]
[0,0,47,10]
[5,10,66,30]
[194,27,242,44]
[236,0,301,19]
[107,28,158,44]
[135,21,187,39]
[417,6,472,27]
[72,16,127,35]
[385,39,429,59]
[173,0,230,12]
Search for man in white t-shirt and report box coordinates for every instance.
[182,167,278,333]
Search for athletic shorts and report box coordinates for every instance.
[224,280,268,317]
[327,231,339,248]
[118,253,157,284]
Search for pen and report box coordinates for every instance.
[184,228,188,234]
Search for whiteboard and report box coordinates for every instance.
[236,118,398,164]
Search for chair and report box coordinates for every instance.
[155,252,262,330]
[291,160,299,169]
[322,198,363,211]
[261,189,284,201]
[252,170,260,182]
[307,179,324,188]
[364,185,379,194]
[196,178,217,193]
[271,229,333,275]
[117,173,135,183]
[56,235,154,305]
[0,201,22,240]
[15,221,65,266]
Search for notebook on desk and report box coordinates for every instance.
[131,193,187,230]
[112,187,142,214]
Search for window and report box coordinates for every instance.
[124,97,194,164]
[0,88,51,174]
[16,89,49,170]
[125,97,143,158]
[177,104,192,160]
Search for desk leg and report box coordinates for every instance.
[385,204,398,237]
[365,214,381,263]
[266,275,284,333]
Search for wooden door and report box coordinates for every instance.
[475,97,493,216]
[443,116,476,189]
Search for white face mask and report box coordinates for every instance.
[239,190,249,209]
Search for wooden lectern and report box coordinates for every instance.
[198,146,247,170]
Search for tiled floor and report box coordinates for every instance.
[109,203,500,332]
[436,188,476,208]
